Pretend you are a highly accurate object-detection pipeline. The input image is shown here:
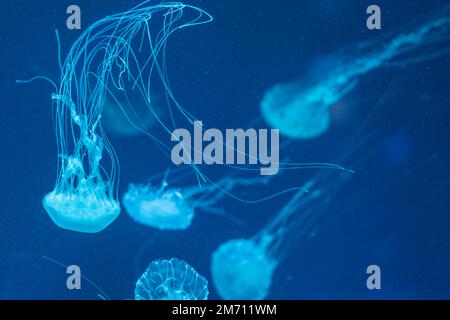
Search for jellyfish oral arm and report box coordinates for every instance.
[43,94,120,233]
[51,93,105,191]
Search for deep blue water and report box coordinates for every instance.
[0,0,449,299]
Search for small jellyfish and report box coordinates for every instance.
[135,258,209,300]
[123,169,271,230]
[211,238,276,300]
[261,5,450,139]
[123,182,195,230]
[210,178,337,300]
[101,92,164,137]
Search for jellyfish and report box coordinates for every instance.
[17,2,212,233]
[211,238,277,300]
[210,176,346,300]
[123,169,274,230]
[101,91,164,137]
[261,5,450,139]
[135,258,209,300]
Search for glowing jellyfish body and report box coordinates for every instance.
[135,258,209,300]
[42,109,121,233]
[261,7,450,139]
[123,171,271,230]
[43,189,120,234]
[20,2,212,233]
[261,81,332,139]
[123,184,194,230]
[211,238,276,300]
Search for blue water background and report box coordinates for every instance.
[0,0,449,299]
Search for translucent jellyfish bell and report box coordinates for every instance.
[43,189,120,234]
[261,6,450,139]
[261,81,331,139]
[211,238,276,300]
[135,258,209,300]
[123,183,194,230]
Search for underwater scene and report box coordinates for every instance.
[1,0,450,300]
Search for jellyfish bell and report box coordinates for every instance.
[135,258,209,300]
[123,183,194,230]
[211,238,276,300]
[43,191,120,234]
[261,81,331,139]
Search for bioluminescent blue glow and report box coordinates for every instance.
[135,258,209,300]
[123,182,195,230]
[211,238,276,300]
[123,170,272,230]
[18,1,212,233]
[210,101,398,299]
[211,175,350,299]
[261,6,450,139]
[101,92,164,137]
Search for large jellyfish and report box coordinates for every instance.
[123,169,275,230]
[261,5,450,139]
[17,2,212,233]
[135,258,209,300]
